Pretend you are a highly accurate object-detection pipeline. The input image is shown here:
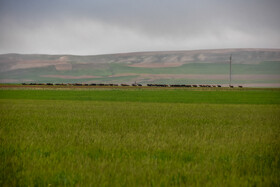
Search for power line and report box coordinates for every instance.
[229,54,232,87]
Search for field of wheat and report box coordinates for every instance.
[0,88,279,186]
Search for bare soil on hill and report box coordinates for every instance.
[128,62,183,68]
[41,75,101,79]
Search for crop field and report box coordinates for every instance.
[0,87,280,186]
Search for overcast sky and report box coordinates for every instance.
[0,0,279,55]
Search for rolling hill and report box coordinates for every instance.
[1,48,280,87]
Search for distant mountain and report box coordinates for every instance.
[1,48,280,87]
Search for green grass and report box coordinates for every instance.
[110,61,280,75]
[0,88,280,186]
[57,60,279,76]
[1,62,280,84]
[143,78,280,85]
[0,89,280,104]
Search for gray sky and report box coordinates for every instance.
[0,0,279,55]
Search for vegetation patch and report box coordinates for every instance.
[0,88,279,186]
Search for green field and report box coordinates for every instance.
[1,88,280,186]
[1,61,280,84]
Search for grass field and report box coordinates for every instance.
[1,61,280,84]
[0,88,280,186]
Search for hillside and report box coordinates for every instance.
[1,48,280,87]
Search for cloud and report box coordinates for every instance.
[0,0,279,55]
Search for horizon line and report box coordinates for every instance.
[1,47,280,56]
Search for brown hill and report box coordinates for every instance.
[1,48,280,87]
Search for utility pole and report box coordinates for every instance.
[229,54,232,87]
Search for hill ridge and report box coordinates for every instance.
[1,48,280,87]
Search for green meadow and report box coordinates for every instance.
[1,88,280,186]
[1,61,280,84]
